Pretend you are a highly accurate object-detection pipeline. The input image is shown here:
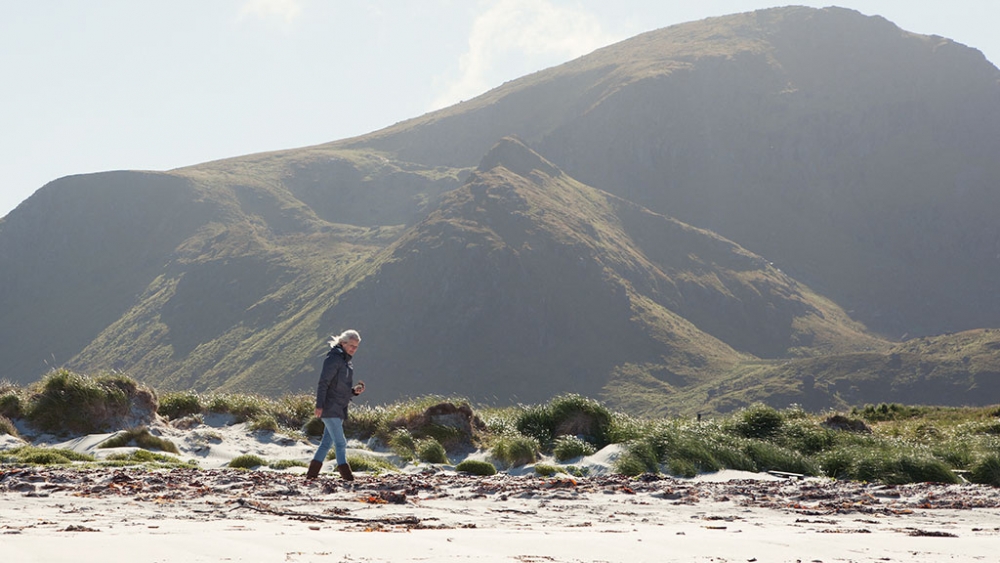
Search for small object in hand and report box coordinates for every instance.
[353,381,365,394]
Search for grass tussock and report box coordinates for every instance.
[345,453,398,475]
[415,438,449,464]
[0,415,19,438]
[99,426,179,453]
[228,454,267,469]
[490,435,539,468]
[102,449,197,469]
[456,459,497,476]
[268,459,308,470]
[1,445,95,465]
[0,383,25,420]
[23,369,158,435]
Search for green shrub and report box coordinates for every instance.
[99,427,179,453]
[3,446,95,465]
[548,394,613,447]
[104,449,187,466]
[0,391,24,419]
[388,429,417,461]
[932,441,974,469]
[969,454,1000,487]
[490,435,539,467]
[818,448,856,480]
[731,404,784,440]
[416,423,463,448]
[534,463,565,477]
[606,411,652,444]
[703,436,757,472]
[229,454,267,469]
[269,459,308,470]
[778,418,835,455]
[553,435,597,462]
[273,394,315,429]
[514,405,557,446]
[742,439,817,475]
[664,434,722,477]
[416,438,449,464]
[515,394,613,450]
[347,404,391,441]
[25,370,155,434]
[859,454,957,485]
[346,453,397,474]
[303,417,325,437]
[614,447,655,476]
[455,459,497,476]
[615,422,739,477]
[17,450,74,465]
[892,455,959,484]
[479,407,519,436]
[820,446,959,484]
[204,393,268,423]
[247,414,280,433]
[158,391,202,419]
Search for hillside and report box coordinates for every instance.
[315,138,885,405]
[336,6,1000,338]
[2,6,999,415]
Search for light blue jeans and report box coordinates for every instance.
[313,417,347,465]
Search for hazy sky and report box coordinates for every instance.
[2,1,997,219]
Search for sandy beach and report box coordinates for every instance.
[3,416,1000,562]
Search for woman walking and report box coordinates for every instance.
[307,329,365,480]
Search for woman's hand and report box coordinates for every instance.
[314,407,323,418]
[353,381,366,395]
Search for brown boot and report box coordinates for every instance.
[306,460,323,480]
[336,463,354,481]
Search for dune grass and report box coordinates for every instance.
[23,369,158,434]
[4,371,1000,485]
[1,445,95,465]
[0,415,18,438]
[101,449,197,469]
[99,426,179,453]
[345,453,398,475]
[456,459,497,476]
[229,454,267,469]
[415,438,448,464]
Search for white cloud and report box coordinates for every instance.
[430,0,619,109]
[238,0,303,25]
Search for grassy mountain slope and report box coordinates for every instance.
[311,138,885,407]
[680,329,1000,417]
[0,172,217,380]
[2,148,465,393]
[333,6,1000,339]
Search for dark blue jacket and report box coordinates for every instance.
[315,344,355,419]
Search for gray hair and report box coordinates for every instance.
[329,329,361,348]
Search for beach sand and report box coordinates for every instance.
[3,417,1000,562]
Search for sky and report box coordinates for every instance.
[2,1,997,219]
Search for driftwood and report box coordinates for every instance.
[232,498,421,526]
